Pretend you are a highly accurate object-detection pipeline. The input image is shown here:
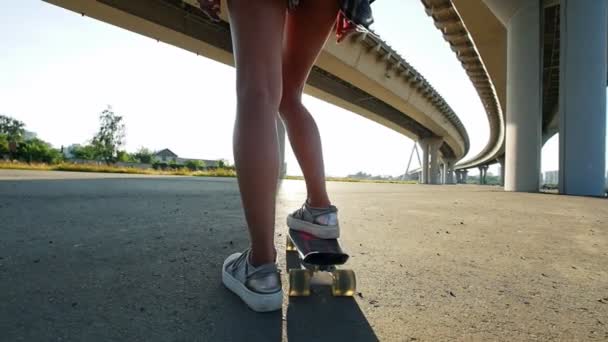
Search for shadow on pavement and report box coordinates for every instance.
[208,285,284,341]
[0,177,284,341]
[285,250,378,342]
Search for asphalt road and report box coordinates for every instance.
[1,170,607,341]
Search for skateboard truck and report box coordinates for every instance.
[286,231,356,297]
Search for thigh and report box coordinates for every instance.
[227,0,286,99]
[282,0,341,96]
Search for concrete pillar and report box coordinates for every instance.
[484,165,489,185]
[498,157,505,187]
[428,138,442,185]
[485,166,489,184]
[277,118,286,178]
[484,167,487,185]
[504,1,542,192]
[478,165,490,185]
[442,159,455,184]
[463,170,469,184]
[558,0,607,197]
[420,140,429,184]
[446,169,452,184]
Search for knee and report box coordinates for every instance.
[279,91,304,121]
[236,81,282,113]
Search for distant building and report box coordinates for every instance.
[544,170,558,185]
[154,148,178,163]
[154,148,219,167]
[63,144,80,159]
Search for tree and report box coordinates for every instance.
[133,147,154,164]
[0,115,26,159]
[0,115,25,142]
[92,106,125,164]
[168,159,179,169]
[17,138,62,164]
[71,144,98,160]
[0,134,8,156]
[185,159,205,171]
[117,150,136,163]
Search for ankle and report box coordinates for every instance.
[307,197,331,208]
[248,248,276,267]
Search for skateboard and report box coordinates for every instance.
[286,229,356,297]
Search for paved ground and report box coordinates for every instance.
[0,170,607,341]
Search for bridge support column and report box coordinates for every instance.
[463,170,469,184]
[497,157,505,187]
[479,165,490,185]
[504,0,542,192]
[484,165,489,184]
[277,118,286,178]
[445,159,455,184]
[558,0,607,197]
[420,140,430,184]
[428,138,442,185]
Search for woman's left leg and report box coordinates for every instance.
[280,0,342,239]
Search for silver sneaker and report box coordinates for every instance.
[287,202,340,239]
[222,249,283,312]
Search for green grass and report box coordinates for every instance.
[0,161,237,178]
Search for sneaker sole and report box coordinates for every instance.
[222,255,283,313]
[287,215,340,239]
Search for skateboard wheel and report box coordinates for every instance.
[286,235,297,252]
[288,269,311,297]
[331,270,356,296]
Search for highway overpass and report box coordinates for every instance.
[43,0,470,185]
[422,0,607,196]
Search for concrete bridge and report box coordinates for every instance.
[41,0,606,196]
[43,0,470,178]
[422,0,607,196]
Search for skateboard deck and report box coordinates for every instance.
[286,229,356,297]
[287,229,349,266]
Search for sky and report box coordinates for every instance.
[0,0,605,177]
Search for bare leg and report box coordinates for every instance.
[279,0,340,208]
[228,0,286,266]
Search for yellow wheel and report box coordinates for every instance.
[288,269,311,296]
[286,235,297,252]
[331,269,356,296]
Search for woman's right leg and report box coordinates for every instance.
[222,0,285,312]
